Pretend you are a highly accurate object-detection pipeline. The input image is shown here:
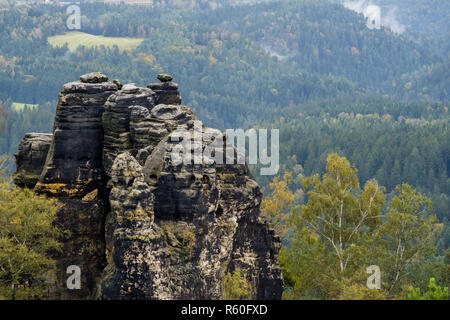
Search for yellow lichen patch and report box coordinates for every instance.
[159,221,196,256]
[116,206,153,225]
[127,207,150,220]
[33,181,98,199]
[121,233,161,242]
[218,220,237,234]
[34,182,85,198]
[82,189,98,202]
[116,229,161,242]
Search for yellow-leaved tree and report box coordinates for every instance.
[0,180,62,300]
[261,172,295,237]
[221,268,252,300]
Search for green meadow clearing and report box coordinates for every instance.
[48,32,144,52]
[11,102,39,112]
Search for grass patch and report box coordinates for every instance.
[48,32,144,52]
[12,102,38,112]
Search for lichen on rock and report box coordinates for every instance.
[13,73,283,300]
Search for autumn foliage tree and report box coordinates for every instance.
[261,172,295,237]
[0,182,62,300]
[221,268,252,300]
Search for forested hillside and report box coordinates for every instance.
[0,1,447,126]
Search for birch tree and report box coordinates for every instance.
[300,153,385,276]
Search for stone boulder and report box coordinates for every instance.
[148,73,182,105]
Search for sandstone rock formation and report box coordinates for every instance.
[148,75,182,105]
[35,75,118,198]
[14,72,283,300]
[102,83,156,175]
[33,73,118,299]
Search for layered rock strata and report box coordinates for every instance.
[35,73,118,197]
[147,74,182,105]
[102,84,156,175]
[34,73,118,299]
[14,72,283,300]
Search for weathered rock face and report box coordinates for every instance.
[102,85,156,175]
[49,196,107,299]
[14,72,283,300]
[35,74,118,197]
[101,152,172,299]
[128,104,196,166]
[115,125,283,299]
[13,133,52,188]
[33,73,118,299]
[148,74,182,105]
